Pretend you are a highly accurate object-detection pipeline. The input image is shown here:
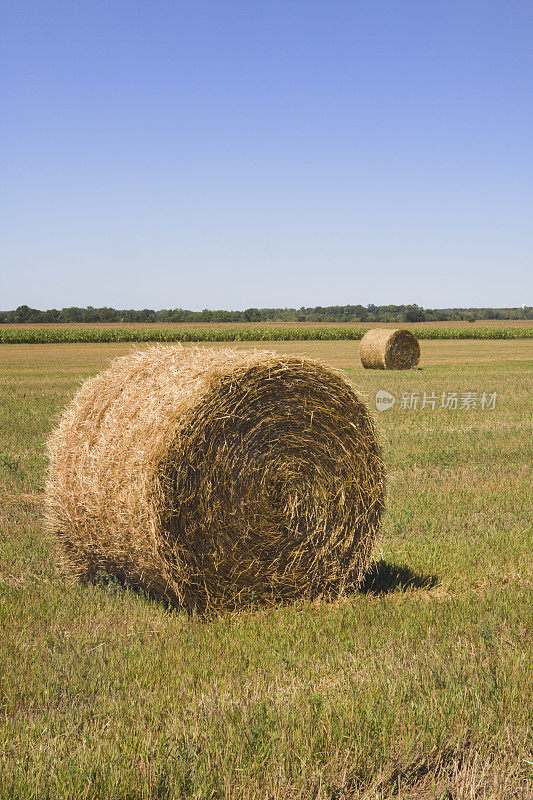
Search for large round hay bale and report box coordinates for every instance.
[360,328,420,370]
[45,345,385,611]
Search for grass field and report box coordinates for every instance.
[0,340,532,799]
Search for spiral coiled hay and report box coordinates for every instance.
[45,345,385,611]
[360,328,420,370]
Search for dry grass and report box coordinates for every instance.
[0,339,531,799]
[360,329,421,370]
[46,346,385,611]
[2,337,531,377]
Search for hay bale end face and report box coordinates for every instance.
[46,346,386,611]
[360,328,420,370]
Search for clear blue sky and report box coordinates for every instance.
[1,0,532,310]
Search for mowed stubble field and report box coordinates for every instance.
[0,339,532,800]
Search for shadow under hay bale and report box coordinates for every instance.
[46,345,386,612]
[358,560,438,596]
[360,328,420,370]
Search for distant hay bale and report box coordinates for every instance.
[45,345,386,612]
[360,328,420,370]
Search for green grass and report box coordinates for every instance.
[0,342,532,799]
[0,325,532,344]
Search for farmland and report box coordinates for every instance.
[0,321,532,344]
[2,319,532,330]
[0,338,532,799]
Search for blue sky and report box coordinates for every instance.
[1,0,532,310]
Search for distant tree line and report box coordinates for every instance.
[1,304,531,324]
